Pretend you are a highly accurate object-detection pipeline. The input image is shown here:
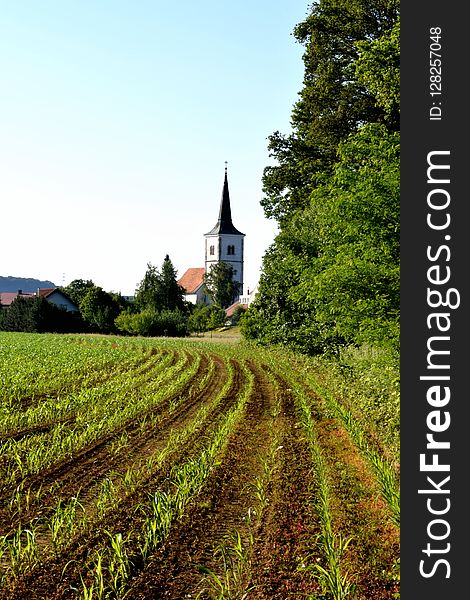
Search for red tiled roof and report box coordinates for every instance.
[37,288,56,297]
[225,300,247,317]
[0,292,34,306]
[178,268,205,294]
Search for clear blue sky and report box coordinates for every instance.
[1,1,308,296]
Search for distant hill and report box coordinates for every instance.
[0,276,57,293]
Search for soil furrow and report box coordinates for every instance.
[125,360,278,599]
[309,397,400,599]
[247,371,321,599]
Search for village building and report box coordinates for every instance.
[177,268,208,305]
[0,288,79,312]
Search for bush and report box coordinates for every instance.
[115,308,188,337]
[187,304,226,334]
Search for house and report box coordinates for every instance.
[35,288,79,313]
[0,290,34,309]
[177,268,209,305]
[0,288,79,313]
[223,284,259,324]
[239,283,258,306]
[224,299,248,324]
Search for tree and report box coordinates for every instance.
[245,1,400,356]
[0,296,81,333]
[245,123,399,354]
[187,304,226,335]
[134,263,161,312]
[204,262,240,309]
[354,17,400,128]
[159,254,186,311]
[135,255,186,312]
[121,255,189,337]
[79,287,121,333]
[230,304,247,325]
[62,279,96,307]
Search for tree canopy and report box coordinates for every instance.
[261,0,399,224]
[135,255,186,313]
[115,255,189,338]
[243,0,400,356]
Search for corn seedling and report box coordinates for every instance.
[103,530,131,597]
[292,382,356,600]
[49,495,86,551]
[197,530,255,599]
[6,524,40,578]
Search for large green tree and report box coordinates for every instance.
[79,287,121,333]
[204,262,241,309]
[62,279,96,307]
[244,0,400,355]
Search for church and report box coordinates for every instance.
[178,165,246,308]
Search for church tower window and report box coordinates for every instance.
[209,245,215,255]
[227,244,235,255]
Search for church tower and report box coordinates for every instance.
[204,164,245,295]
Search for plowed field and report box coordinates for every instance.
[0,332,399,599]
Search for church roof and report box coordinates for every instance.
[225,300,248,317]
[205,166,245,237]
[178,268,206,294]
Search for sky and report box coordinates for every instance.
[1,1,308,296]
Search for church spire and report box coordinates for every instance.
[205,163,245,236]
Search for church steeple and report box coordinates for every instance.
[204,163,245,296]
[205,163,245,236]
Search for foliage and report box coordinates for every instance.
[62,279,96,307]
[61,279,131,335]
[115,308,188,337]
[123,255,190,337]
[0,296,82,333]
[261,0,399,223]
[135,255,186,313]
[79,287,122,334]
[230,305,246,326]
[204,262,241,309]
[245,0,400,357]
[187,304,226,334]
[355,17,400,126]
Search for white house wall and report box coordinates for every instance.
[46,291,79,313]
